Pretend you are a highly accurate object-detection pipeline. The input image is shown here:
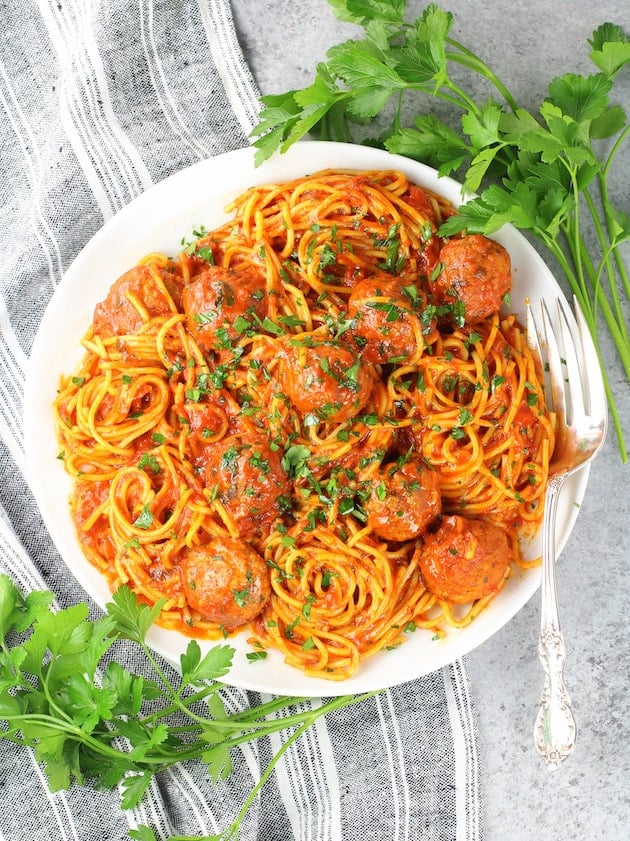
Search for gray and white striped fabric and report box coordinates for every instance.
[0,2,481,839]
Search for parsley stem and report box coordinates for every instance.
[160,721,313,841]
[445,40,519,112]
[158,691,380,841]
[581,188,629,346]
[164,699,367,761]
[6,713,140,764]
[408,83,473,113]
[139,686,309,732]
[599,127,630,303]
[545,232,628,462]
[226,691,378,746]
[39,671,77,728]
[441,78,479,117]
[220,694,310,722]
[560,223,630,379]
[566,167,589,305]
[601,124,630,182]
[393,91,404,134]
[137,641,223,730]
[137,687,223,726]
[218,718,314,841]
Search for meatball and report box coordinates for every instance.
[182,265,266,354]
[348,274,432,364]
[418,514,511,604]
[93,264,183,337]
[279,341,374,424]
[180,536,271,628]
[200,434,290,537]
[366,458,442,542]
[434,234,511,325]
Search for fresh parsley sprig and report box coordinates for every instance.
[251,0,630,461]
[0,575,377,841]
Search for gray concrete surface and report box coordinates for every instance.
[230,1,630,838]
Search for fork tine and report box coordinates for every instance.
[525,298,542,357]
[554,298,586,426]
[571,295,608,422]
[539,300,566,421]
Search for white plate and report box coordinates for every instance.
[24,141,590,697]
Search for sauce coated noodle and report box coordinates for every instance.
[55,169,554,680]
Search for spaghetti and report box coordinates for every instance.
[55,169,554,680]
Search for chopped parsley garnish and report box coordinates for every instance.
[221,445,240,471]
[133,505,154,530]
[246,650,268,662]
[232,588,250,608]
[138,453,161,475]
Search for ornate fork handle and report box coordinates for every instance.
[534,472,577,769]
[535,626,577,768]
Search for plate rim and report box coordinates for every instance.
[23,140,590,696]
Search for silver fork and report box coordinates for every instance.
[525,295,607,770]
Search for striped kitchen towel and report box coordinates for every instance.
[0,1,481,839]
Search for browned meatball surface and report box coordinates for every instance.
[434,234,511,325]
[182,265,267,354]
[418,514,511,603]
[278,341,374,424]
[180,536,271,628]
[199,434,290,537]
[348,274,431,364]
[93,265,183,337]
[366,458,442,541]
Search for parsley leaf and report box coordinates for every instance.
[180,639,233,687]
[0,575,378,840]
[105,586,166,646]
